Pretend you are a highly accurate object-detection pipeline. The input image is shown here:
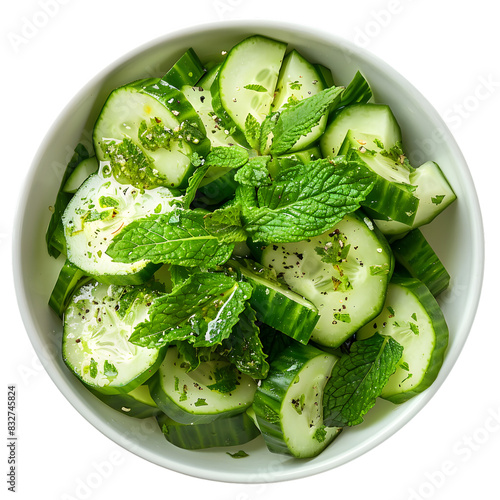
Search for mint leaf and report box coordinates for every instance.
[244,84,268,92]
[323,333,403,427]
[203,204,247,243]
[234,156,271,187]
[129,272,252,348]
[270,86,343,155]
[226,450,249,459]
[204,146,249,169]
[103,360,118,378]
[259,112,279,154]
[89,358,98,379]
[244,113,261,150]
[431,194,446,205]
[183,162,210,208]
[241,157,375,243]
[206,365,238,393]
[106,209,234,268]
[218,303,269,379]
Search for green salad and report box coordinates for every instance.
[46,35,455,458]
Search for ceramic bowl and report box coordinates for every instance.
[13,20,484,482]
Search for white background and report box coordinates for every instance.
[2,1,499,499]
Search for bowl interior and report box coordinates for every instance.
[13,21,483,482]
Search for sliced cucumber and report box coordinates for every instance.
[93,78,210,189]
[62,169,177,284]
[229,258,319,344]
[342,133,419,225]
[63,157,98,194]
[63,281,166,395]
[320,103,402,157]
[157,411,259,450]
[271,50,326,152]
[372,161,457,235]
[211,35,287,142]
[314,63,335,88]
[197,62,221,90]
[391,229,450,297]
[149,346,257,424]
[356,276,449,403]
[261,212,393,347]
[91,384,161,419]
[253,342,341,458]
[163,48,205,89]
[49,259,92,317]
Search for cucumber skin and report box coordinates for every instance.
[49,259,92,318]
[248,283,318,344]
[377,276,448,404]
[253,342,340,458]
[163,48,205,89]
[90,389,161,419]
[157,411,260,450]
[391,229,450,297]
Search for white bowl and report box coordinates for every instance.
[13,20,484,482]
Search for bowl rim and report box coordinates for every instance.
[13,19,485,483]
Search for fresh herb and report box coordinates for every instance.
[89,358,98,379]
[244,84,268,92]
[240,156,375,243]
[106,209,234,268]
[129,272,252,349]
[226,450,249,459]
[323,333,403,427]
[103,360,118,378]
[431,194,446,205]
[234,156,271,187]
[206,365,239,393]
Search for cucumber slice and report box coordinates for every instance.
[271,50,326,152]
[372,161,457,235]
[62,170,176,284]
[63,281,166,395]
[253,342,341,458]
[157,411,259,450]
[268,145,322,179]
[320,103,402,157]
[197,62,221,90]
[391,229,450,297]
[211,35,287,142]
[163,48,205,89]
[342,133,419,225]
[93,78,210,189]
[91,384,161,419]
[149,346,257,424]
[63,157,98,194]
[356,277,449,403]
[314,63,335,88]
[49,259,92,317]
[261,212,394,347]
[229,258,319,344]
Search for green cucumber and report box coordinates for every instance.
[91,384,161,419]
[63,281,166,395]
[156,411,259,450]
[342,134,419,225]
[211,35,287,145]
[261,212,394,347]
[163,48,205,89]
[93,78,210,189]
[63,157,98,194]
[197,62,221,90]
[391,229,450,296]
[253,342,341,458]
[271,49,326,152]
[356,276,449,403]
[320,103,402,157]
[149,346,257,424]
[372,161,457,235]
[62,170,177,284]
[229,258,319,344]
[49,259,92,317]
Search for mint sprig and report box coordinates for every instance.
[129,272,252,348]
[323,333,403,427]
[106,209,234,268]
[240,156,375,243]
